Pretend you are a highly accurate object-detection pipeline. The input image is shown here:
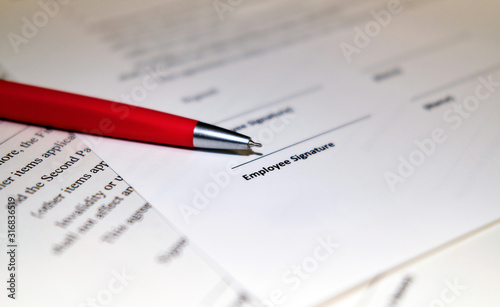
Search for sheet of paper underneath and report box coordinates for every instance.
[319,218,500,307]
[0,123,256,307]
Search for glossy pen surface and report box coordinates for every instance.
[0,80,261,150]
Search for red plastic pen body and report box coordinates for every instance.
[0,80,198,147]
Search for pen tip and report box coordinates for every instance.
[249,140,262,148]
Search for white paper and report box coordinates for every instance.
[0,123,254,306]
[1,0,500,306]
[321,219,500,307]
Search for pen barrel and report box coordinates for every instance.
[0,80,198,147]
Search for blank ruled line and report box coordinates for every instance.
[232,114,371,169]
[411,62,500,102]
[215,85,323,124]
[0,126,30,146]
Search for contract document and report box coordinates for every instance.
[0,125,255,307]
[1,0,499,306]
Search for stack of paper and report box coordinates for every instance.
[1,0,499,306]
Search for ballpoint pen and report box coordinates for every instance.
[0,80,262,150]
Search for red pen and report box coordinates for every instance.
[0,80,261,150]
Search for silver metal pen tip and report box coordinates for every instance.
[249,140,262,148]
